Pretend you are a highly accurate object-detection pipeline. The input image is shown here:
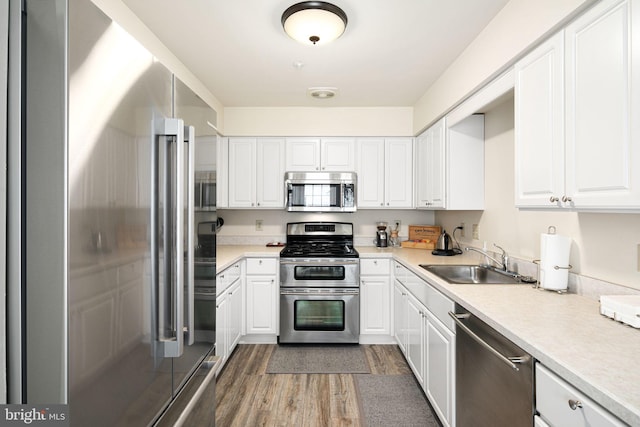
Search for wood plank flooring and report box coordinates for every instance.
[215,344,419,426]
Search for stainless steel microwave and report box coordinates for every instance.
[285,171,356,212]
[195,171,216,211]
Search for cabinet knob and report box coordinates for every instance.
[373,260,378,265]
[251,202,255,207]
[562,195,572,203]
[259,260,263,264]
[386,202,390,206]
[257,202,261,206]
[549,196,560,203]
[380,203,384,206]
[568,399,583,410]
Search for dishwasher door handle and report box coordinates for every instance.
[448,312,530,371]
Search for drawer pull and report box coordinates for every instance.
[568,399,583,410]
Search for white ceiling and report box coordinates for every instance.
[122,0,510,108]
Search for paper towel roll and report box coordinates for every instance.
[539,232,572,291]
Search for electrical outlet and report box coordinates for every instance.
[472,224,479,240]
[460,222,466,238]
[256,219,263,231]
[393,220,401,231]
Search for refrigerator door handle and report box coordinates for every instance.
[153,118,185,358]
[172,355,222,427]
[184,124,195,346]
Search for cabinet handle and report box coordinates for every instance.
[549,196,559,203]
[562,196,572,203]
[568,399,583,410]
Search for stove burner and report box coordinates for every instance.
[280,222,358,258]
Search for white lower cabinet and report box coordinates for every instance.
[360,258,391,336]
[406,293,425,386]
[425,311,455,427]
[216,262,243,369]
[536,363,625,427]
[245,258,278,335]
[392,262,455,427]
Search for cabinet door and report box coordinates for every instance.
[256,138,285,207]
[227,280,243,351]
[406,294,425,386]
[514,31,565,208]
[321,137,355,171]
[285,137,321,171]
[385,138,414,208]
[356,138,385,208]
[426,312,455,427]
[428,120,446,209]
[228,138,256,207]
[246,275,277,334]
[393,280,407,354]
[565,0,640,209]
[417,119,445,209]
[360,275,391,335]
[215,293,229,362]
[415,130,430,207]
[79,292,116,380]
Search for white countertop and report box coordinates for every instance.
[217,245,640,425]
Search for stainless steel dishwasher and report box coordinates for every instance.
[449,304,534,427]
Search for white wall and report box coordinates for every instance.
[223,107,413,137]
[435,97,640,291]
[216,209,435,245]
[413,0,596,134]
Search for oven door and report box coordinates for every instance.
[280,258,359,288]
[279,288,359,344]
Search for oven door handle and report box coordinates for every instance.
[279,259,360,265]
[280,289,359,296]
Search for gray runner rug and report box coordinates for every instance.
[266,345,371,374]
[355,374,440,427]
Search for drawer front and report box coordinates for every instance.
[393,261,408,283]
[246,258,277,275]
[361,258,390,275]
[536,364,625,427]
[424,285,455,332]
[217,262,241,296]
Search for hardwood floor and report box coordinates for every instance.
[215,344,417,427]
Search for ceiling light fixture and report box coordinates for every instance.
[308,87,338,99]
[281,1,348,46]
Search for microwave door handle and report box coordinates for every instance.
[152,118,185,358]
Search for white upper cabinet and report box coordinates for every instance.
[228,137,285,208]
[416,119,446,209]
[285,137,355,171]
[416,116,484,210]
[356,137,413,208]
[565,0,640,209]
[516,0,640,210]
[514,32,565,207]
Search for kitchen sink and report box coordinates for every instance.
[419,264,530,284]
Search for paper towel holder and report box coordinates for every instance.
[532,259,572,292]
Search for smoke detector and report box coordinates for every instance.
[308,87,338,99]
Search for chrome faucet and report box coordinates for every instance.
[465,244,509,271]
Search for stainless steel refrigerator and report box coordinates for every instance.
[6,0,219,424]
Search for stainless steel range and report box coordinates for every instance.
[279,222,360,344]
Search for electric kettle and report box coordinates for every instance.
[432,229,456,256]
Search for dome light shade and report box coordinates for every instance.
[282,2,348,46]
